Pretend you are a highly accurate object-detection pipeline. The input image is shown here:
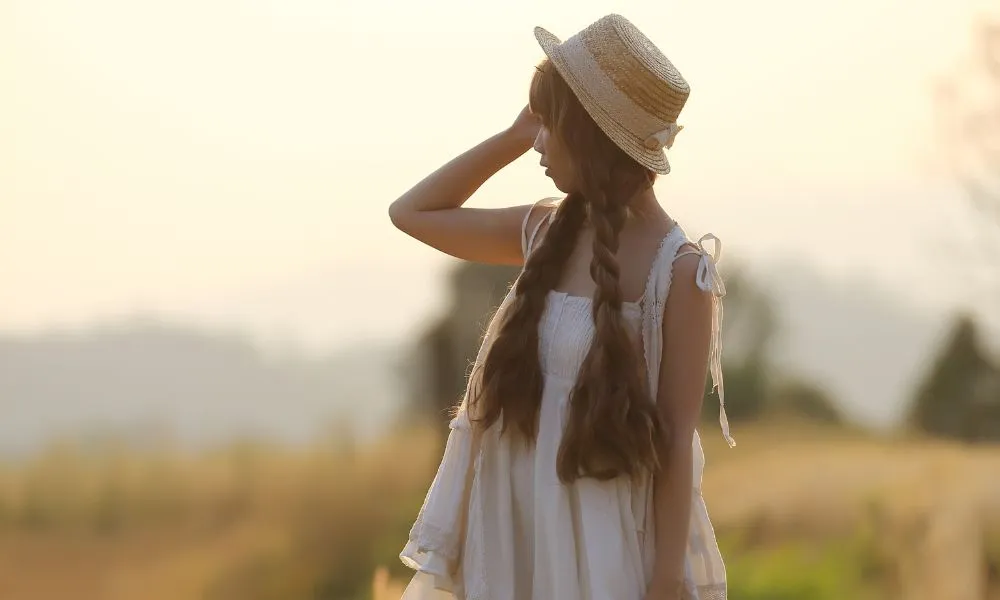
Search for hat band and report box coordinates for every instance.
[554,34,675,149]
[578,25,686,122]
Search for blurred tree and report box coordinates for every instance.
[925,15,1000,442]
[407,262,519,423]
[936,18,1000,297]
[909,314,1000,442]
[770,378,843,425]
[701,268,779,423]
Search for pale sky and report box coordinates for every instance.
[5,0,998,352]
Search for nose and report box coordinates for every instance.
[532,129,544,154]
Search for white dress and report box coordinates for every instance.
[400,200,734,600]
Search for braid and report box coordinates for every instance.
[557,180,664,482]
[470,194,587,440]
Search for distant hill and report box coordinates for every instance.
[0,316,403,456]
[752,258,947,430]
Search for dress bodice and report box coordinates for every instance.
[539,290,643,384]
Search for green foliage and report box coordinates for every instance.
[698,269,778,424]
[703,358,770,423]
[721,532,883,600]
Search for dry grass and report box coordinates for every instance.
[700,418,1000,600]
[0,420,997,599]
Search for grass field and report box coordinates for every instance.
[0,419,998,600]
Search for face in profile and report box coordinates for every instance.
[530,60,583,195]
[533,124,578,194]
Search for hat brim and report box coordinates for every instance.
[533,26,671,175]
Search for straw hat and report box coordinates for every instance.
[534,14,689,175]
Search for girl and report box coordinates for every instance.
[389,14,733,600]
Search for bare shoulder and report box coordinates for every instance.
[656,244,714,431]
[665,248,712,316]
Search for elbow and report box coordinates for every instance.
[387,200,407,231]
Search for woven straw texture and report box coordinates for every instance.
[534,14,689,175]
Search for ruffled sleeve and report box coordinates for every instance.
[399,410,478,593]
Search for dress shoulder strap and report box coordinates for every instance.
[520,198,559,258]
[641,227,735,447]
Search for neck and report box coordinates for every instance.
[627,187,663,220]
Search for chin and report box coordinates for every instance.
[552,178,573,194]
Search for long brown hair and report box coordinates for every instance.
[468,60,669,482]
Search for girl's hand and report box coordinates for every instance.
[507,104,542,148]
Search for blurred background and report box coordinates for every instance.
[5,0,1000,598]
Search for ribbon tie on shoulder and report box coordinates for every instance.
[643,122,684,151]
[693,233,735,448]
[693,234,726,298]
